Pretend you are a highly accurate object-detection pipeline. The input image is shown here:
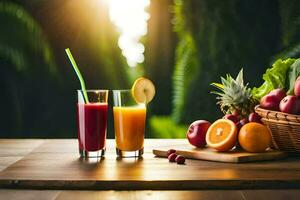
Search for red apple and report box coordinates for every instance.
[294,76,300,96]
[223,114,239,123]
[186,120,211,148]
[279,95,300,114]
[269,88,286,101]
[248,112,262,123]
[260,94,280,111]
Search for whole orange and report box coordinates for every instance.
[238,122,271,153]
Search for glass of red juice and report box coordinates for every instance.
[77,90,108,158]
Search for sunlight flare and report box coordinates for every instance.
[108,0,150,67]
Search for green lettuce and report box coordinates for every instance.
[252,58,296,100]
[286,59,300,95]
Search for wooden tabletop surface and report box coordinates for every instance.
[0,139,300,191]
[0,139,300,200]
[1,189,300,200]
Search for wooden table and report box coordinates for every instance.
[0,139,300,200]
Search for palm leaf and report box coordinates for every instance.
[0,2,57,134]
[172,38,190,122]
[0,2,56,73]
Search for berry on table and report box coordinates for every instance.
[175,155,185,164]
[168,153,177,162]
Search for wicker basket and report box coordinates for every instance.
[255,106,300,154]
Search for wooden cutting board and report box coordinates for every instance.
[153,145,287,163]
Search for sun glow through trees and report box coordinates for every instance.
[108,0,150,67]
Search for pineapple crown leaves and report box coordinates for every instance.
[211,69,255,115]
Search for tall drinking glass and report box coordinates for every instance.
[77,90,108,158]
[113,90,146,157]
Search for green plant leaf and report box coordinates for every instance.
[252,58,296,100]
[235,69,244,86]
[286,58,300,94]
[150,116,188,138]
[0,2,56,73]
[211,82,224,90]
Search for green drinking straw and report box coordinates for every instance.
[65,48,89,103]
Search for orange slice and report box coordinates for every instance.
[206,119,238,152]
[132,77,155,103]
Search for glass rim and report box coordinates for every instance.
[77,89,109,92]
[112,89,131,92]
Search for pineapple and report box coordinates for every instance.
[211,69,257,117]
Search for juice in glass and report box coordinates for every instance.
[113,106,146,151]
[77,90,108,158]
[113,90,146,157]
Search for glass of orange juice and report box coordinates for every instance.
[113,90,146,157]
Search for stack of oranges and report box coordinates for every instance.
[205,119,272,153]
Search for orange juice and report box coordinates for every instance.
[113,106,146,151]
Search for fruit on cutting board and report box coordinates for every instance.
[186,120,211,148]
[279,95,300,114]
[294,76,300,96]
[206,119,238,152]
[238,122,271,153]
[167,149,176,156]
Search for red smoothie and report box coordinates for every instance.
[77,103,108,152]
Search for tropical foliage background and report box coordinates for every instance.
[0,0,299,138]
